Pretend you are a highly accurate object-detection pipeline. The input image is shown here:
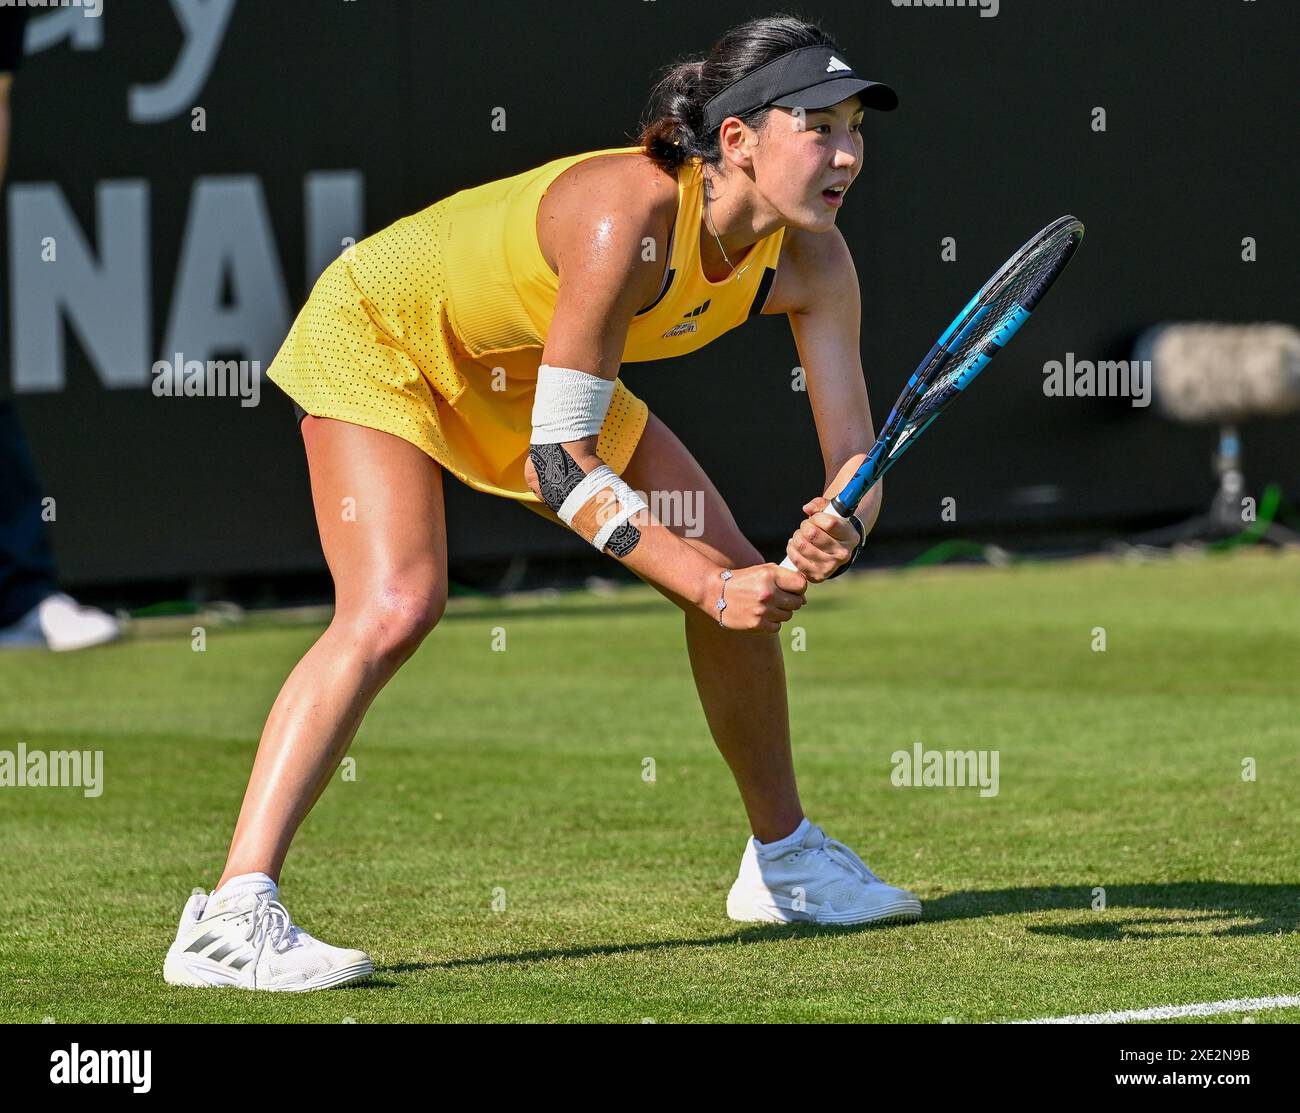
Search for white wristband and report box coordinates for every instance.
[530,364,616,444]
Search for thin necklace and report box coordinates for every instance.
[704,178,751,282]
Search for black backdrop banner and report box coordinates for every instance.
[2,0,1295,583]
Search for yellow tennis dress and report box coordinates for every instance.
[266,145,786,503]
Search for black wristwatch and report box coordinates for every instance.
[826,513,866,580]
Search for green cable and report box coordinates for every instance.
[1205,483,1285,553]
[901,538,1027,570]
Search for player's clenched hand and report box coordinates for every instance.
[784,496,863,583]
[709,563,807,633]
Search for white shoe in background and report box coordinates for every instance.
[0,592,121,652]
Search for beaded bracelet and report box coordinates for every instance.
[715,568,734,627]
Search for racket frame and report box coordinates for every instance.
[778,215,1083,570]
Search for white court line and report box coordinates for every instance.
[1010,995,1300,1024]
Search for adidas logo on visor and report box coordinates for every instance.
[826,55,852,72]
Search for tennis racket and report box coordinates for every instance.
[781,214,1084,572]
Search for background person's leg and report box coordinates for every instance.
[0,397,59,629]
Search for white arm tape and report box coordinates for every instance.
[530,364,616,444]
[592,495,646,552]
[557,464,648,551]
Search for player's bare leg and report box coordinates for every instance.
[216,416,449,889]
[166,416,450,990]
[524,412,803,844]
[613,416,920,923]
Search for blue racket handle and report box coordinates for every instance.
[779,501,850,571]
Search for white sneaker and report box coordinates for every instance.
[726,818,922,926]
[0,592,121,652]
[163,872,374,992]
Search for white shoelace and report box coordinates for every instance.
[245,897,299,953]
[813,837,884,885]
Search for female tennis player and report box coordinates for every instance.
[164,14,921,992]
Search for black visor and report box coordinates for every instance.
[700,45,897,133]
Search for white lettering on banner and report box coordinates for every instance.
[162,177,291,368]
[9,182,150,391]
[22,0,233,121]
[129,0,238,124]
[23,4,104,53]
[7,174,365,394]
[304,171,365,287]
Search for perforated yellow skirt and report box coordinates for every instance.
[264,206,649,503]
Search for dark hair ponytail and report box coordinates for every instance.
[637,12,843,177]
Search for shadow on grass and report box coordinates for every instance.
[922,882,1300,938]
[371,882,1299,974]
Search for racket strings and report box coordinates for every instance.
[838,217,1082,510]
[908,229,1079,420]
[936,231,1078,385]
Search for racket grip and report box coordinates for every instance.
[778,502,849,573]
